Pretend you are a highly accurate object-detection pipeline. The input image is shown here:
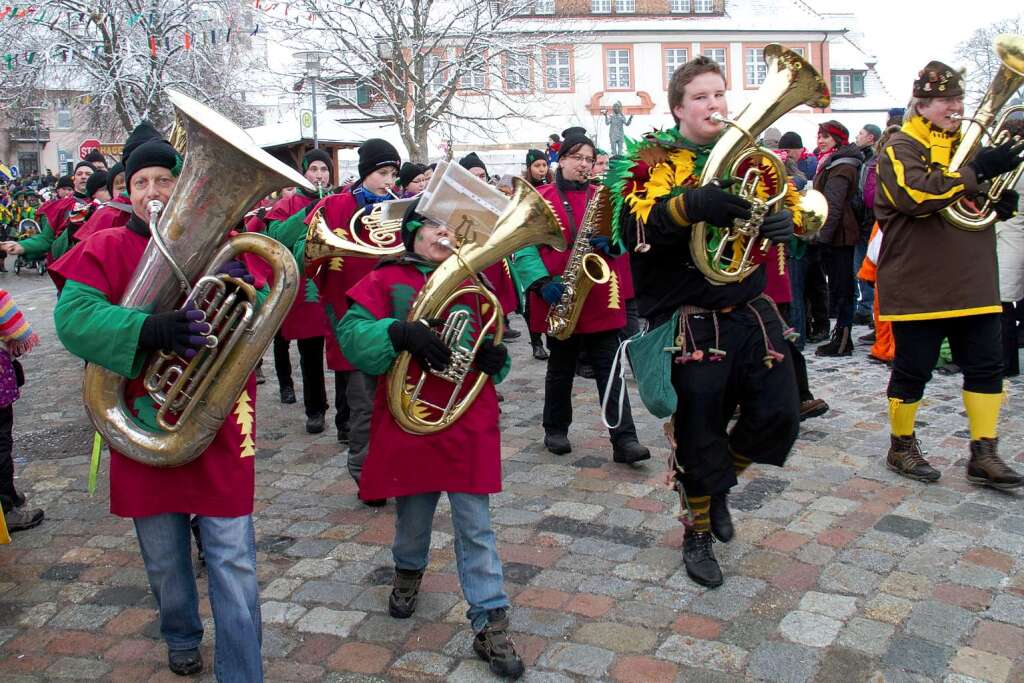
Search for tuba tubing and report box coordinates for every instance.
[82,89,310,467]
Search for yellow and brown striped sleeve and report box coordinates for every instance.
[877,140,980,218]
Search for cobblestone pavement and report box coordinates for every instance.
[2,270,1024,683]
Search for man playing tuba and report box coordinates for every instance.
[877,60,1024,488]
[610,56,799,588]
[50,140,267,681]
[335,200,524,680]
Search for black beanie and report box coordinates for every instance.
[526,149,546,166]
[56,175,74,190]
[302,148,334,180]
[122,121,162,163]
[85,171,109,198]
[357,138,401,180]
[125,139,181,188]
[778,132,803,149]
[74,161,95,174]
[459,152,488,177]
[561,126,587,139]
[106,162,124,197]
[558,134,595,160]
[398,162,427,188]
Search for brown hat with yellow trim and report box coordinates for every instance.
[913,61,964,98]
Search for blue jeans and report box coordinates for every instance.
[134,514,263,683]
[853,241,873,316]
[393,493,508,632]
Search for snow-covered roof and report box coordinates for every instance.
[828,33,897,113]
[246,115,409,157]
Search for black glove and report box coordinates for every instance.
[475,338,508,376]
[138,307,212,359]
[760,209,795,244]
[388,320,451,371]
[217,259,254,284]
[969,139,1024,182]
[672,183,753,227]
[994,189,1019,222]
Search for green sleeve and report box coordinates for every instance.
[50,226,72,260]
[267,209,309,256]
[491,338,512,385]
[510,246,550,290]
[336,303,399,375]
[254,283,270,309]
[19,217,55,260]
[54,280,149,378]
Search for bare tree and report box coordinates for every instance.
[0,0,265,138]
[270,0,583,161]
[955,15,1024,107]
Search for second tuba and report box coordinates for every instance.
[82,90,311,467]
[691,44,831,284]
[385,177,567,434]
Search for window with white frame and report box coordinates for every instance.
[670,0,691,11]
[745,47,767,86]
[544,49,571,90]
[423,54,447,95]
[606,48,631,89]
[830,71,866,96]
[703,47,726,72]
[460,54,486,90]
[664,48,688,85]
[591,0,611,13]
[694,0,714,11]
[56,98,72,129]
[504,52,530,92]
[616,0,635,12]
[534,0,554,13]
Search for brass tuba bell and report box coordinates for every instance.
[385,177,567,434]
[82,89,311,467]
[690,44,831,284]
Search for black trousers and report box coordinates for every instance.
[335,371,351,431]
[0,404,15,513]
[777,303,813,402]
[804,246,829,333]
[272,334,329,418]
[822,246,856,328]
[671,298,800,497]
[1002,303,1019,377]
[543,329,637,444]
[888,314,1003,401]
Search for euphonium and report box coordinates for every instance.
[546,182,611,340]
[691,44,831,284]
[942,34,1024,232]
[386,177,567,434]
[82,89,311,467]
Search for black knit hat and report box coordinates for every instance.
[85,171,109,198]
[106,162,125,197]
[398,162,427,188]
[302,148,334,179]
[561,126,587,139]
[458,152,488,178]
[357,138,401,180]
[400,197,427,251]
[913,61,964,98]
[74,161,95,174]
[778,131,803,149]
[558,134,595,160]
[56,175,74,190]
[125,139,182,188]
[122,121,162,163]
[526,149,546,166]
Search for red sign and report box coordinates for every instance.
[79,139,101,159]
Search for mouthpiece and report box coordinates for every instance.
[148,200,164,215]
[438,238,455,251]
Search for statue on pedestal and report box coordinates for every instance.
[602,101,633,157]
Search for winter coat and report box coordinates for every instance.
[813,144,864,247]
[996,175,1024,302]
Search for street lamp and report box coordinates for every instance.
[294,50,330,150]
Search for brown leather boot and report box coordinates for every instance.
[967,438,1024,490]
[886,434,940,482]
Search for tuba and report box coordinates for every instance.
[385,177,567,434]
[82,89,311,467]
[691,44,831,284]
[942,34,1024,232]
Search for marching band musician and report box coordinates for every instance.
[68,162,133,245]
[512,131,651,464]
[877,61,1024,488]
[0,161,93,264]
[261,149,333,432]
[611,56,799,587]
[335,200,524,680]
[49,140,266,681]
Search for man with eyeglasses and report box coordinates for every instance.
[512,130,650,465]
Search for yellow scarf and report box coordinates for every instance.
[901,115,961,168]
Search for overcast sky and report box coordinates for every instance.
[850,1,1018,96]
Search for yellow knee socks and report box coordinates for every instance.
[732,451,753,476]
[963,390,1002,441]
[888,398,920,437]
[686,495,711,533]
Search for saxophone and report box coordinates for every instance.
[545,183,612,340]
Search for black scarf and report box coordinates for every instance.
[127,212,150,237]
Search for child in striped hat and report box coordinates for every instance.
[0,288,42,537]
